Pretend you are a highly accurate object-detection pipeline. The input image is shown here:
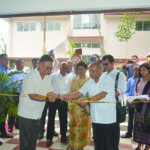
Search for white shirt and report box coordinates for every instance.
[79,74,116,124]
[50,71,71,94]
[18,69,53,120]
[103,69,126,101]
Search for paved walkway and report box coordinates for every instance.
[0,114,138,150]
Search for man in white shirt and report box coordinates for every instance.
[18,55,57,150]
[62,61,117,150]
[46,62,71,145]
[102,55,126,150]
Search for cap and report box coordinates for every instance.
[49,50,54,54]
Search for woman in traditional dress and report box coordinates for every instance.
[131,63,150,150]
[69,61,90,150]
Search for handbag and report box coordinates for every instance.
[115,72,126,123]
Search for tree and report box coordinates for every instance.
[115,12,138,42]
[0,71,24,122]
[115,12,139,57]
[65,40,75,59]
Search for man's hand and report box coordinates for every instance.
[115,91,120,98]
[47,92,57,103]
[50,53,54,58]
[130,101,136,108]
[60,94,68,101]
[77,99,88,108]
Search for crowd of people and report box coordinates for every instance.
[0,50,150,150]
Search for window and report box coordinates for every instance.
[73,14,100,29]
[82,15,91,29]
[17,22,36,31]
[75,43,100,48]
[92,43,100,48]
[136,21,150,31]
[136,21,142,31]
[55,22,61,31]
[24,23,29,31]
[73,15,81,29]
[41,21,61,31]
[30,22,36,31]
[17,22,23,31]
[144,21,150,31]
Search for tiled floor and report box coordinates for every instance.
[0,115,138,150]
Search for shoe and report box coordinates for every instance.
[0,140,3,145]
[0,133,13,138]
[38,133,44,139]
[53,131,58,137]
[8,128,13,133]
[121,132,132,138]
[61,137,69,144]
[46,139,53,146]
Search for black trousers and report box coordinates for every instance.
[92,122,117,150]
[46,99,68,140]
[39,101,55,135]
[127,105,134,135]
[116,123,120,150]
[0,122,7,135]
[0,105,8,135]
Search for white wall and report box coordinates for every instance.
[10,14,150,59]
[102,14,150,58]
[10,16,70,58]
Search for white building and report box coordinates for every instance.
[7,13,150,59]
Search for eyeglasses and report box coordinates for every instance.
[62,66,68,70]
[103,63,109,66]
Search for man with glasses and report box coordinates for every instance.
[18,55,57,150]
[46,62,71,145]
[61,61,117,150]
[102,55,126,150]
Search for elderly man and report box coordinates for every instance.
[62,61,117,150]
[46,62,71,145]
[8,58,26,132]
[18,55,57,150]
[102,55,126,150]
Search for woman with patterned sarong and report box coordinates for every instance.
[69,61,90,150]
[131,63,150,150]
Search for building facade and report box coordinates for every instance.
[7,13,150,59]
